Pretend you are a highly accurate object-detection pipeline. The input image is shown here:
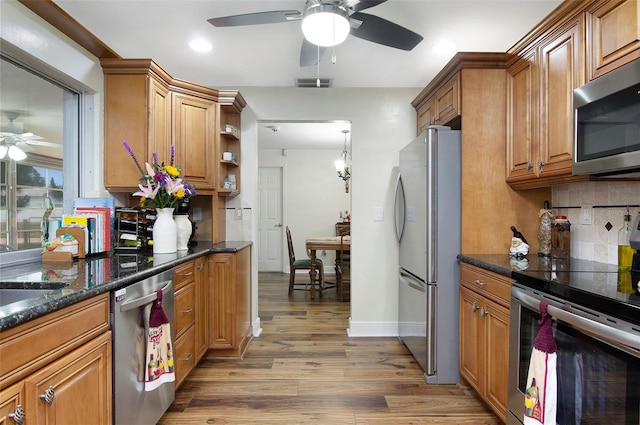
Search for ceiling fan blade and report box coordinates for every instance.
[346,0,388,13]
[300,39,327,67]
[23,140,62,149]
[207,10,302,27]
[349,12,423,51]
[15,141,34,153]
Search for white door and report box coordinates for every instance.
[258,167,283,271]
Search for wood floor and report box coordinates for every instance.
[159,272,501,424]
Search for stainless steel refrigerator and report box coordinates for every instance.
[394,126,461,384]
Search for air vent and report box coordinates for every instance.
[296,78,332,88]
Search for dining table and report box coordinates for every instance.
[305,235,351,299]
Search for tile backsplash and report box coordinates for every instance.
[552,180,640,265]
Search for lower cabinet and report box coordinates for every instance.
[173,260,197,389]
[459,263,510,422]
[0,294,112,424]
[208,246,252,358]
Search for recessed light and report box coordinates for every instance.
[189,38,212,52]
[432,40,456,54]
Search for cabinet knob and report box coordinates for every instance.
[197,263,205,271]
[480,307,488,318]
[182,307,193,313]
[472,302,480,312]
[473,279,487,286]
[183,353,194,361]
[538,159,545,170]
[526,162,533,171]
[40,386,55,406]
[8,405,25,425]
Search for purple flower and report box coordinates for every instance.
[152,152,158,167]
[170,145,175,166]
[122,140,146,177]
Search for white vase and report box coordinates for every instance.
[175,214,192,251]
[153,208,177,254]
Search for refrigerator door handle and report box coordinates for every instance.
[425,283,437,377]
[394,172,406,243]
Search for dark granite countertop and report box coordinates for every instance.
[458,254,640,326]
[0,241,252,331]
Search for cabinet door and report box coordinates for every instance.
[459,285,483,393]
[208,253,236,349]
[506,49,538,181]
[173,93,216,190]
[483,297,510,423]
[149,77,171,164]
[27,332,111,425]
[0,382,25,425]
[539,18,584,178]
[587,0,640,80]
[417,96,434,134]
[434,73,460,125]
[194,257,209,360]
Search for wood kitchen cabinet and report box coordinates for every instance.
[208,246,252,358]
[414,52,550,254]
[217,102,242,196]
[0,294,111,424]
[102,59,172,191]
[459,263,510,422]
[586,0,640,80]
[173,91,216,190]
[506,16,588,189]
[414,72,460,132]
[173,260,197,388]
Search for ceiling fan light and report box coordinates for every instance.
[0,144,7,159]
[8,145,27,161]
[302,3,350,47]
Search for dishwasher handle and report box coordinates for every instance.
[120,280,173,313]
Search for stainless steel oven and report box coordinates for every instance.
[508,283,640,425]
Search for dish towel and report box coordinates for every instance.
[145,289,175,391]
[524,300,557,425]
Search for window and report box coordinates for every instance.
[0,55,80,251]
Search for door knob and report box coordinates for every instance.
[274,223,282,228]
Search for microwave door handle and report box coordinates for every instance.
[513,289,640,352]
[120,280,173,313]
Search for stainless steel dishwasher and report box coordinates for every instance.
[111,269,175,425]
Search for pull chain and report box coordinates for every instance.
[316,44,320,88]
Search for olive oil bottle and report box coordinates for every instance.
[618,207,635,272]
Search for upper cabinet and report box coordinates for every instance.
[217,95,245,197]
[586,0,640,80]
[506,17,587,189]
[414,73,461,133]
[101,59,246,196]
[103,60,172,191]
[505,0,639,190]
[172,90,216,190]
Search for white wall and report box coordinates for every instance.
[259,148,350,271]
[225,87,421,336]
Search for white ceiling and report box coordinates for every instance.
[38,1,562,150]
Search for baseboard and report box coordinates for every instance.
[252,317,262,337]
[346,317,399,337]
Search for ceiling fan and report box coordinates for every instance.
[0,112,61,161]
[207,0,423,67]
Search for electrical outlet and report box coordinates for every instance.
[581,206,593,225]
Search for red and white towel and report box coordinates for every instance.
[524,301,557,425]
[144,289,175,391]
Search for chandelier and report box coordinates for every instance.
[335,129,350,193]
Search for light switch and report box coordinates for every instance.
[374,206,384,222]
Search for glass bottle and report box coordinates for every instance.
[537,200,552,257]
[510,226,528,244]
[618,208,635,272]
[551,216,571,259]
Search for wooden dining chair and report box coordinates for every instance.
[286,226,324,296]
[337,231,350,302]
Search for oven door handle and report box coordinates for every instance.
[513,289,640,352]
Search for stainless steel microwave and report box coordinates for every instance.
[573,59,640,177]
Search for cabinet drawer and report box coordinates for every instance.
[460,263,511,306]
[174,284,195,337]
[174,325,195,389]
[0,293,110,388]
[174,260,195,290]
